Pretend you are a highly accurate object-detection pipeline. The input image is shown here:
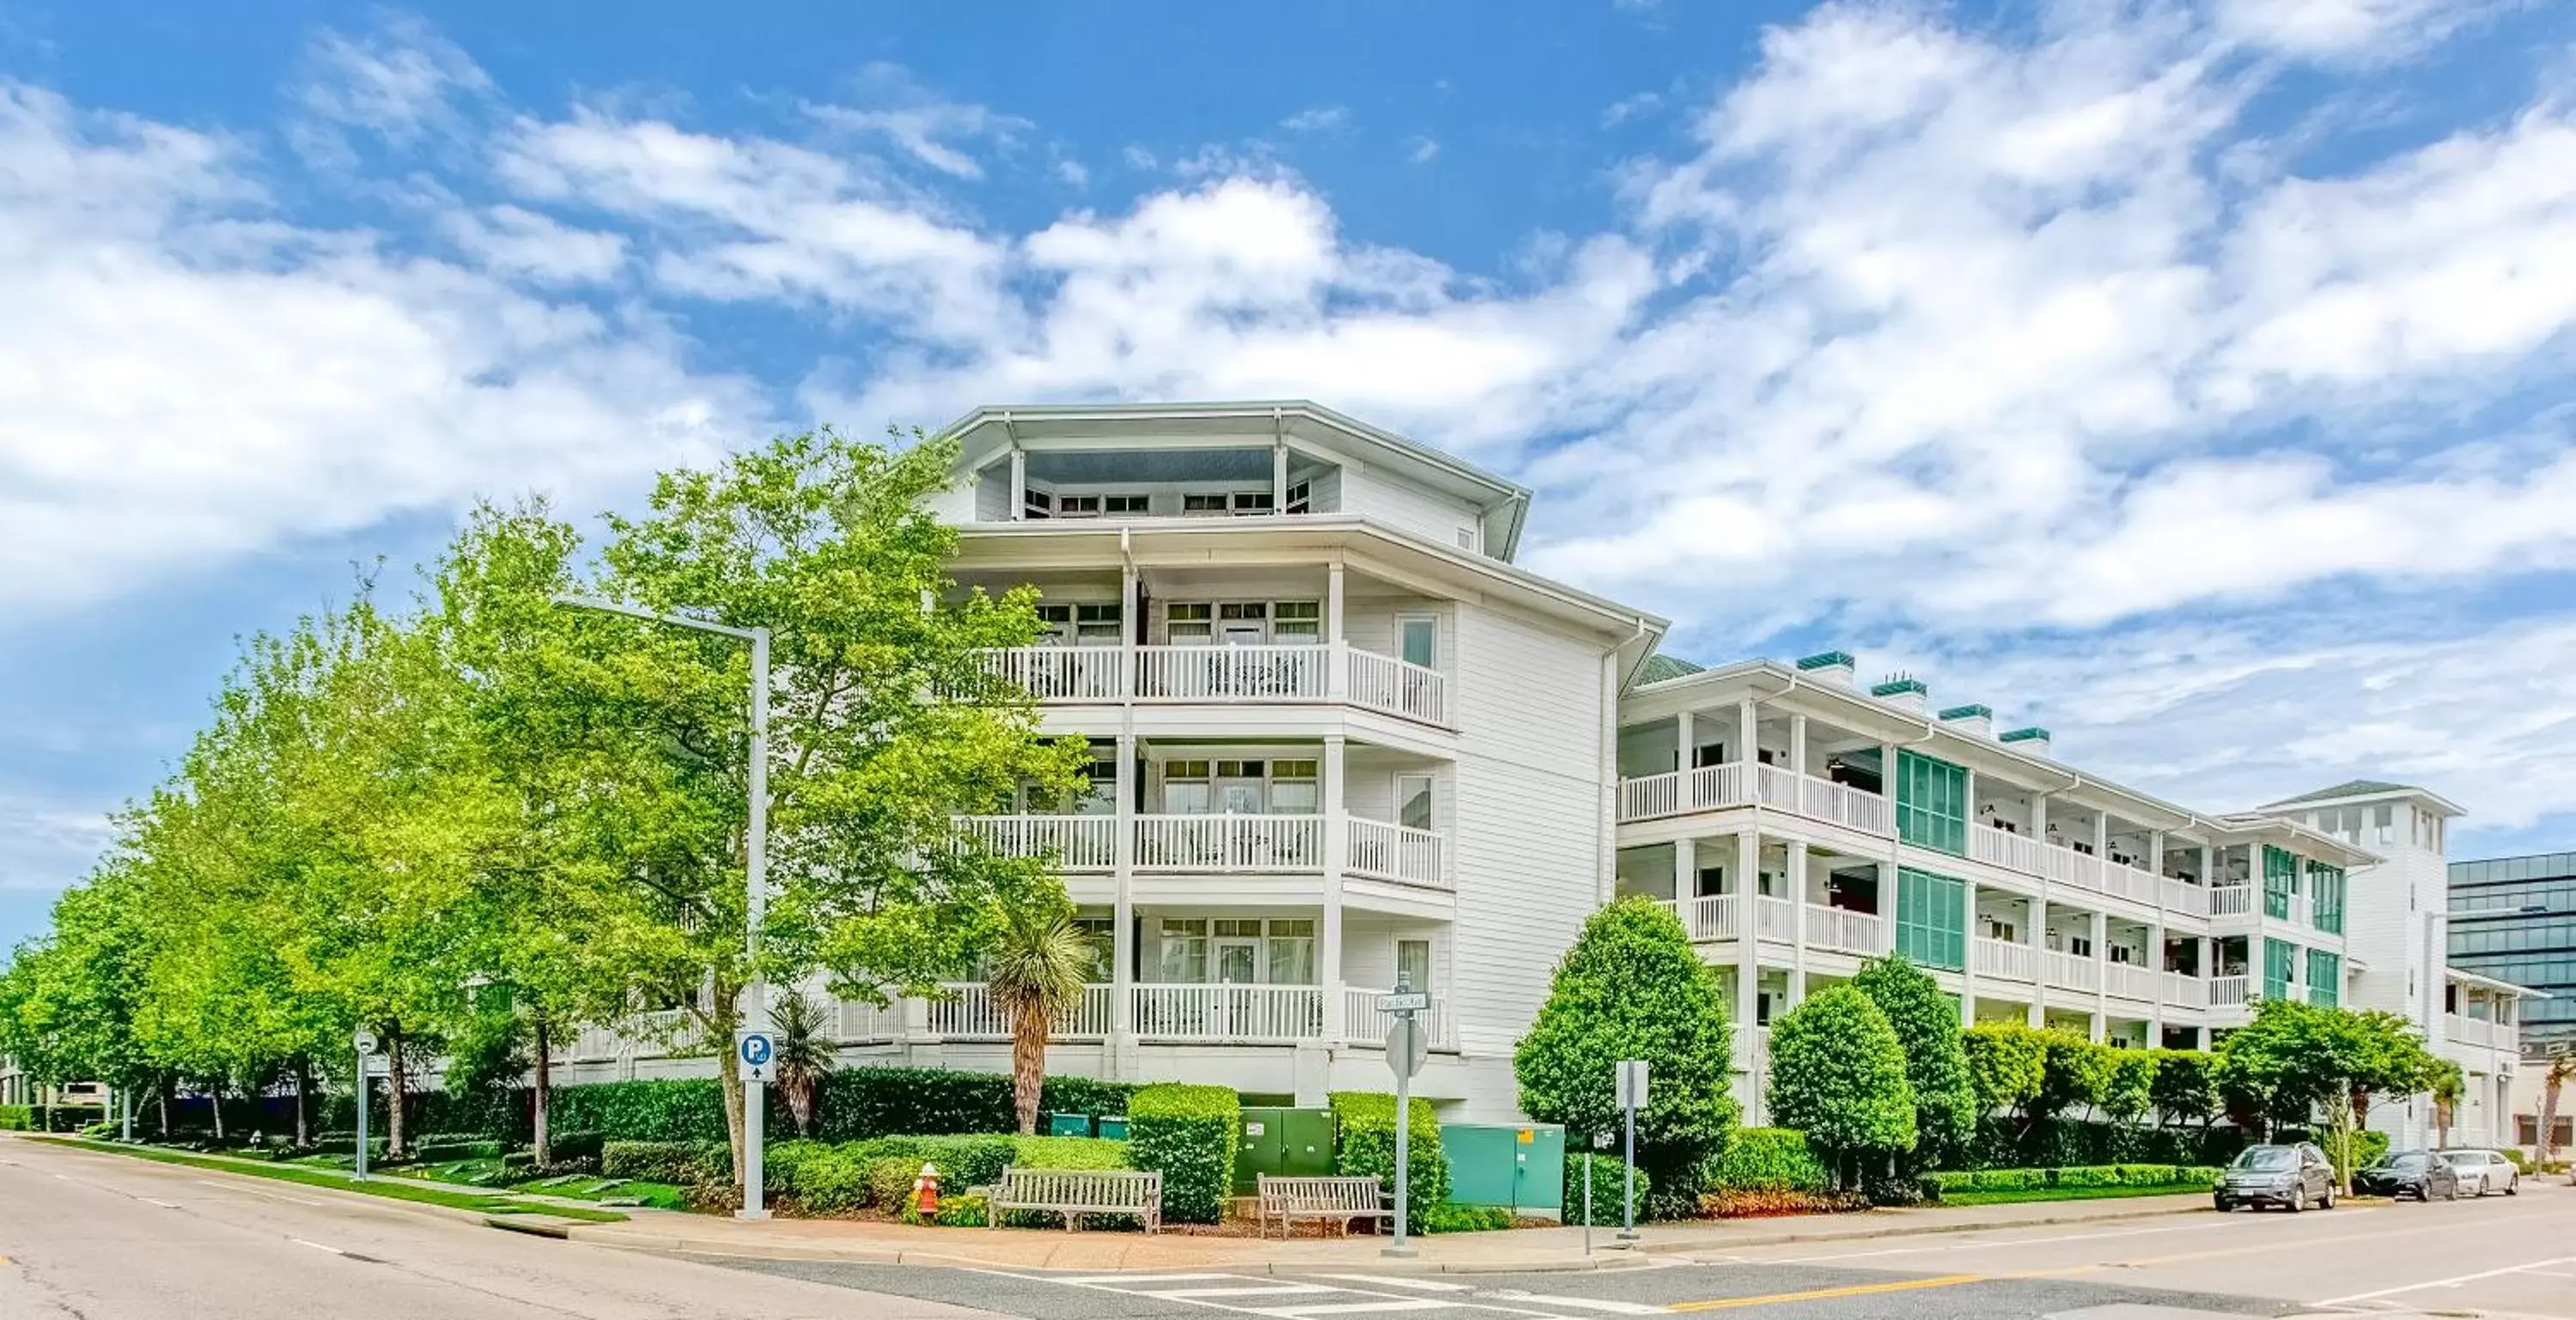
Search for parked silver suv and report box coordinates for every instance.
[2436,1148,2519,1196]
[2215,1142,2337,1212]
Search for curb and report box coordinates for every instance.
[1642,1199,2213,1255]
[571,1229,1665,1275]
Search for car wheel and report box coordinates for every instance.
[2506,1175,2518,1196]
[2286,1189,2305,1213]
[2322,1185,2336,1209]
[2445,1181,2459,1201]
[2213,1196,2232,1212]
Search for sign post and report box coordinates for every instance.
[1378,981,1430,1259]
[353,1029,381,1180]
[1614,1059,1647,1242]
[735,1027,776,1220]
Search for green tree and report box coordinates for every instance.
[2215,999,2439,1189]
[1765,986,1915,1188]
[2036,1031,2115,1124]
[1515,897,1739,1216]
[2148,1049,2218,1130]
[982,897,1096,1135]
[767,990,836,1138]
[1851,956,1976,1171]
[2430,1060,2463,1147]
[2100,1049,2156,1126]
[1963,1022,2047,1119]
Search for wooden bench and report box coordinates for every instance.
[1257,1174,1391,1238]
[986,1166,1163,1233]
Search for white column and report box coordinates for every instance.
[1112,733,1137,1035]
[1674,835,1696,908]
[1322,733,1347,1043]
[2091,909,2109,1041]
[1120,563,1140,700]
[1959,876,1980,1027]
[1677,709,1696,778]
[2027,898,2048,1028]
[2031,794,2049,838]
[1735,830,1761,1031]
[2093,812,2109,857]
[1008,447,1027,521]
[1273,441,1289,514]
[1325,560,1346,700]
[1787,839,1810,1005]
[1738,698,1757,769]
[2147,919,2166,1046]
[1788,714,1808,777]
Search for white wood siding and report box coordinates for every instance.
[1340,465,1486,554]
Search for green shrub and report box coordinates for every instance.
[1008,1135,1129,1171]
[551,1081,728,1143]
[547,1130,605,1163]
[787,1146,875,1214]
[1767,986,1915,1181]
[0,1105,33,1132]
[914,1134,1015,1188]
[1422,1203,1513,1232]
[1711,1128,1828,1195]
[929,1191,989,1226]
[1330,1092,1447,1235]
[1515,897,1739,1216]
[1853,957,1977,1171]
[537,1068,1145,1148]
[412,1140,502,1163]
[1126,1084,1237,1224]
[1564,1153,1650,1226]
[870,1158,923,1211]
[1922,1164,2220,1199]
[600,1140,725,1184]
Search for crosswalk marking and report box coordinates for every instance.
[1159,1284,1343,1299]
[1053,1272,1240,1285]
[1264,1299,1460,1316]
[1485,1291,1667,1316]
[1014,1268,1602,1319]
[1311,1274,1476,1293]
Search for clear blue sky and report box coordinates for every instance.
[5,1,2576,950]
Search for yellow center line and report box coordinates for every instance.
[1666,1274,1984,1311]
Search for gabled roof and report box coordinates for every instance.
[1636,653,1705,684]
[2263,778,2466,818]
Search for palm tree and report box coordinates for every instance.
[2537,1045,2575,1167]
[2432,1061,2463,1148]
[769,990,836,1138]
[984,904,1096,1134]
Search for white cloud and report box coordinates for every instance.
[1054,157,1090,189]
[0,82,761,612]
[1280,106,1350,134]
[1405,136,1440,165]
[2214,0,2469,59]
[289,14,492,163]
[442,204,626,283]
[806,62,1030,179]
[1603,91,1665,126]
[0,788,114,892]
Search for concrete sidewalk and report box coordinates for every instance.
[572,1191,2214,1274]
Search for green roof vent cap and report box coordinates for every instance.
[1938,704,1992,720]
[2000,727,2053,746]
[1870,675,1927,697]
[1797,650,1856,671]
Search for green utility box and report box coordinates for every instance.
[1441,1122,1564,1217]
[1233,1106,1336,1195]
[1095,1115,1129,1140]
[1045,1112,1095,1138]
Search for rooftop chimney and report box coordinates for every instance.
[1796,650,1856,687]
[1872,673,1928,713]
[2000,727,2053,756]
[1940,703,1994,739]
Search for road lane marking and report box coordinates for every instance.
[290,1238,348,1256]
[195,1179,326,1206]
[1266,1303,1456,1317]
[1311,1274,1474,1292]
[1159,1284,1343,1299]
[1052,1273,1241,1284]
[1767,1220,2223,1262]
[138,1197,180,1208]
[1483,1291,1668,1315]
[2311,1254,2576,1306]
[990,1268,1585,1319]
[1666,1274,1982,1311]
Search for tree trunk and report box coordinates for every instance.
[210,1086,226,1142]
[533,1013,553,1167]
[708,991,744,1205]
[1011,1002,1049,1136]
[2538,1076,2561,1165]
[155,1084,169,1137]
[293,1057,310,1147]
[387,1031,408,1160]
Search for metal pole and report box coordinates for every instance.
[119,1086,132,1142]
[1583,1153,1592,1256]
[353,1050,369,1181]
[1383,1012,1416,1258]
[740,627,772,1222]
[1619,1100,1637,1241]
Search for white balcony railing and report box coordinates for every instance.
[1754,895,1797,941]
[1344,987,1452,1049]
[1345,818,1448,891]
[2046,948,2101,992]
[2162,971,2208,1008]
[954,814,1117,870]
[1975,937,2038,982]
[2105,962,2157,1001]
[978,644,1450,725]
[924,982,1115,1040]
[1345,648,1449,725]
[1134,814,1325,871]
[1804,903,1886,955]
[1756,763,1896,835]
[836,998,900,1044]
[1614,763,1889,835]
[2210,885,2253,917]
[1687,894,1741,940]
[2209,975,2251,1007]
[2161,879,2210,916]
[1619,771,1684,821]
[981,645,1124,701]
[2446,1013,2502,1049]
[1130,983,1325,1043]
[2101,861,2158,906]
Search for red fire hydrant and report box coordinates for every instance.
[913,1162,941,1217]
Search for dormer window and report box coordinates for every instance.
[1104,494,1149,514]
[1058,494,1101,517]
[1284,481,1311,514]
[1232,491,1273,514]
[1183,494,1227,516]
[1021,488,1053,520]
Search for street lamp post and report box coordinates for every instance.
[553,593,772,1220]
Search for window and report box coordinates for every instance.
[1057,494,1101,517]
[1215,760,1266,814]
[2373,804,2396,846]
[2263,846,2299,920]
[1157,917,1209,982]
[1266,919,1317,984]
[2309,863,2346,934]
[1022,488,1053,519]
[1232,490,1274,514]
[1455,527,1476,551]
[1034,604,1074,644]
[1896,868,1967,970]
[1183,493,1228,516]
[1104,494,1150,514]
[1270,760,1320,814]
[2264,938,2296,1002]
[1399,615,1438,670]
[1160,760,1211,813]
[1075,603,1122,644]
[1397,939,1433,994]
[1397,775,1434,831]
[1218,601,1269,646]
[1074,917,1114,982]
[1273,601,1321,644]
[1166,602,1213,643]
[2307,949,2342,1007]
[1213,918,1264,983]
[2067,933,2095,958]
[1896,751,1969,855]
[1284,480,1311,514]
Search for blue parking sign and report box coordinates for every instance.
[735,1029,776,1081]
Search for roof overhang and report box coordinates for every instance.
[2449,968,2549,999]
[2262,783,2469,819]
[938,401,1535,559]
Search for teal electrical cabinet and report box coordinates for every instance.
[1440,1122,1564,1216]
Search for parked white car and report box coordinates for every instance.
[2435,1148,2519,1196]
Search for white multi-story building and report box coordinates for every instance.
[555,401,2494,1133]
[2259,782,2536,1148]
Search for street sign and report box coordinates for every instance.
[362,1056,391,1077]
[1377,990,1431,1014]
[735,1029,776,1085]
[1384,1019,1427,1079]
[1615,1059,1649,1111]
[353,1029,380,1056]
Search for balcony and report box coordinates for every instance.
[2044,948,2101,993]
[905,982,1451,1047]
[955,812,1449,891]
[2445,1014,2516,1053]
[2104,962,2157,1002]
[1616,763,1892,835]
[2163,971,2208,1008]
[2210,975,2251,1007]
[1968,825,2165,908]
[1974,937,2038,982]
[2210,885,2253,917]
[925,982,1117,1040]
[978,643,1449,725]
[1653,896,1883,954]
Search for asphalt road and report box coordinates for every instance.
[0,1135,1000,1319]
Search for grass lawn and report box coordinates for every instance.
[28,1137,628,1222]
[1935,1183,2211,1207]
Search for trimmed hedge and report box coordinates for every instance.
[1330,1092,1448,1235]
[1126,1084,1237,1225]
[0,1105,32,1131]
[1922,1164,2221,1197]
[534,1069,1144,1147]
[410,1140,502,1163]
[2,1104,107,1134]
[1710,1128,1828,1195]
[759,1133,1132,1216]
[1565,1153,1650,1226]
[600,1140,727,1185]
[1967,1116,2245,1170]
